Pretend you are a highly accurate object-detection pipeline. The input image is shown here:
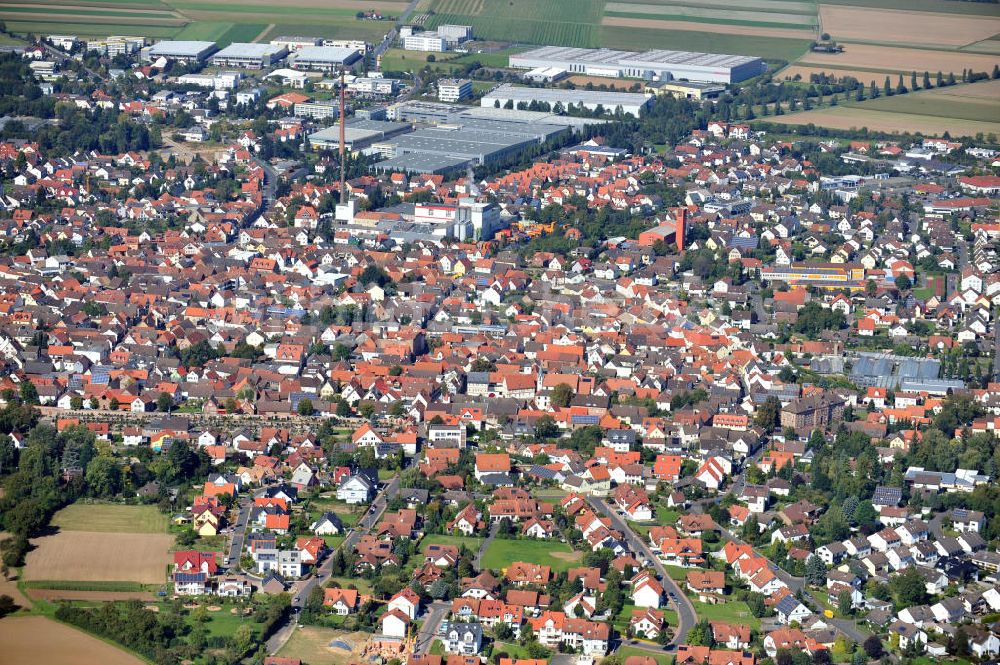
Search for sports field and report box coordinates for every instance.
[480,538,582,573]
[0,616,146,665]
[0,0,410,43]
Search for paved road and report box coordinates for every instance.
[252,156,279,215]
[586,497,696,645]
[266,475,401,654]
[413,600,450,655]
[474,520,500,571]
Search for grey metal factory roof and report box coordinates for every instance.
[374,153,470,174]
[211,42,286,58]
[149,40,216,56]
[482,83,652,107]
[291,45,361,63]
[511,45,760,68]
[308,119,410,145]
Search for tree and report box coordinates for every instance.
[863,635,883,659]
[888,566,928,607]
[70,394,83,410]
[176,529,198,548]
[336,399,352,417]
[85,456,122,498]
[534,415,558,439]
[754,397,781,432]
[18,381,37,405]
[157,392,173,413]
[551,383,574,408]
[297,398,315,416]
[837,590,853,616]
[805,555,827,587]
[895,274,911,291]
[0,594,17,619]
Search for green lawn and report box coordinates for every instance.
[310,498,362,527]
[51,504,169,534]
[481,538,581,573]
[691,601,760,629]
[616,646,674,665]
[326,577,372,594]
[661,565,689,582]
[323,535,346,551]
[419,534,484,554]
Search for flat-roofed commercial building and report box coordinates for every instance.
[269,36,321,52]
[288,46,362,71]
[210,42,287,68]
[760,263,866,290]
[144,40,218,63]
[481,83,653,117]
[403,33,447,52]
[437,78,472,102]
[646,80,726,100]
[510,46,765,84]
[308,119,412,151]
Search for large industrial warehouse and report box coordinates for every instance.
[144,40,218,63]
[209,42,288,68]
[373,118,569,174]
[288,45,362,71]
[509,46,765,84]
[480,84,653,117]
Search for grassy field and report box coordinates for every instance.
[0,615,147,665]
[419,533,484,553]
[691,600,760,629]
[841,79,1000,123]
[771,104,1000,138]
[481,538,581,573]
[616,646,674,665]
[599,25,811,61]
[1,0,408,41]
[51,504,169,534]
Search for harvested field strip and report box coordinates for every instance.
[961,39,1000,55]
[5,20,183,36]
[24,531,173,585]
[600,24,812,61]
[601,15,815,40]
[619,0,815,13]
[170,2,360,18]
[799,44,1000,77]
[779,65,906,85]
[0,616,147,665]
[931,79,1000,100]
[26,589,156,602]
[26,0,168,6]
[0,13,186,26]
[23,580,149,591]
[0,2,179,16]
[605,12,814,31]
[761,106,1000,138]
[818,0,1000,16]
[605,2,817,25]
[818,5,1000,48]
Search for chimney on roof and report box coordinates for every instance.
[675,206,687,254]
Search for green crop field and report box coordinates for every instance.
[480,538,582,573]
[842,83,1000,123]
[599,25,812,61]
[51,504,169,534]
[429,0,604,47]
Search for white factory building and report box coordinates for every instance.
[509,46,765,84]
[481,84,653,117]
[288,45,363,71]
[209,42,287,68]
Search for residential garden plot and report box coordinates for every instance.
[277,627,370,665]
[419,533,484,553]
[0,615,146,665]
[24,531,173,584]
[480,538,581,573]
[691,600,761,628]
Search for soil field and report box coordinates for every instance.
[779,65,900,86]
[25,588,156,602]
[818,0,1000,16]
[51,503,170,534]
[605,3,816,27]
[818,5,1000,48]
[765,106,1000,138]
[799,44,1000,77]
[567,74,647,90]
[277,627,369,665]
[0,615,146,665]
[24,531,173,584]
[600,15,814,39]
